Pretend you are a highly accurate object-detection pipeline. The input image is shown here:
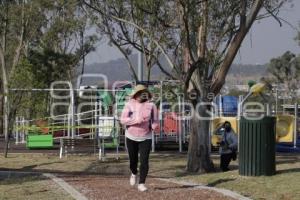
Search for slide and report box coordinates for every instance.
[276,136,300,153]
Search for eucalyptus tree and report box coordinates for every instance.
[0,0,98,156]
[268,51,300,101]
[83,0,289,173]
[0,0,44,143]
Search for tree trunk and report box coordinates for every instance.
[0,81,3,136]
[1,65,9,158]
[187,96,214,173]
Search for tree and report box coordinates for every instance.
[83,1,177,81]
[0,0,98,157]
[0,0,39,144]
[0,80,2,136]
[268,51,300,101]
[296,23,300,46]
[83,0,288,173]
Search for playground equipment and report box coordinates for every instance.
[27,134,53,149]
[211,117,238,148]
[211,96,239,149]
[134,80,190,152]
[276,104,300,152]
[97,116,120,160]
[276,114,295,143]
[13,79,191,155]
[211,82,299,152]
[12,82,120,159]
[216,95,238,117]
[243,83,299,150]
[102,80,191,152]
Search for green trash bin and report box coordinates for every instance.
[239,116,276,176]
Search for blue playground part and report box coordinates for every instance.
[216,96,238,116]
[276,136,300,153]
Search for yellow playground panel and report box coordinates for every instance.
[276,115,294,143]
[211,115,295,147]
[211,117,238,147]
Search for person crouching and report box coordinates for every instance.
[218,121,238,172]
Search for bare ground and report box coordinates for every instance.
[59,174,235,200]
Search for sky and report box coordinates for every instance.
[86,1,300,65]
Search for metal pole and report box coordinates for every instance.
[9,88,125,92]
[294,103,298,149]
[51,119,54,136]
[91,111,94,139]
[15,117,19,145]
[275,85,278,114]
[63,115,66,137]
[70,89,75,139]
[237,95,244,153]
[25,121,29,143]
[266,104,271,116]
[219,95,223,117]
[182,96,186,144]
[159,81,163,140]
[178,95,182,153]
[67,106,71,138]
[237,95,244,120]
[21,117,25,144]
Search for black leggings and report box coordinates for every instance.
[220,153,233,171]
[126,138,152,184]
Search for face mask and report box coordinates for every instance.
[137,92,150,103]
[139,98,148,103]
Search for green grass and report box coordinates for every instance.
[0,152,299,200]
[0,176,73,200]
[175,154,300,200]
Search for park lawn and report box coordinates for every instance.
[0,152,299,200]
[175,154,300,200]
[0,176,73,200]
[0,153,100,173]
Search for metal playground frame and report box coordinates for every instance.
[12,80,192,159]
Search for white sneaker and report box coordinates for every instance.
[130,174,136,186]
[138,184,148,192]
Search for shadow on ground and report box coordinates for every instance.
[0,171,47,185]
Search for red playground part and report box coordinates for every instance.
[164,112,179,133]
[154,112,180,135]
[52,128,92,138]
[35,120,49,134]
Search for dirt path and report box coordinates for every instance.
[59,175,235,200]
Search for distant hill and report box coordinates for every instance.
[226,64,269,85]
[78,55,269,86]
[229,64,268,76]
[79,54,168,86]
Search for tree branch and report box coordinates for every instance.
[103,19,139,81]
[82,0,175,70]
[180,1,195,63]
[211,0,264,94]
[11,0,26,73]
[156,59,177,80]
[184,58,205,93]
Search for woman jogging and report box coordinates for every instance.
[120,84,159,192]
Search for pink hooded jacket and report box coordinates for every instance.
[120,99,159,137]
